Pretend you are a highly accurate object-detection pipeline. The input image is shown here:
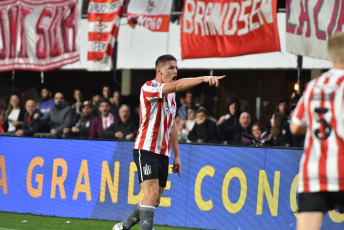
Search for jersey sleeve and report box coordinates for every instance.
[292,91,307,126]
[142,82,165,100]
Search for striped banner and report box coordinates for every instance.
[0,0,80,72]
[126,0,173,32]
[87,0,123,71]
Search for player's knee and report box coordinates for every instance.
[147,191,160,206]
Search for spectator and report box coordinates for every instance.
[277,97,290,116]
[102,104,138,140]
[35,92,73,137]
[177,90,196,120]
[218,98,241,127]
[15,100,49,137]
[249,122,269,146]
[38,87,54,115]
[178,106,197,142]
[288,104,305,147]
[0,104,6,133]
[220,111,252,145]
[69,100,97,139]
[110,90,122,118]
[89,99,114,139]
[4,94,25,132]
[187,108,219,143]
[94,85,111,115]
[71,89,83,118]
[266,112,291,146]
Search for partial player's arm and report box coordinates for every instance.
[290,122,307,135]
[170,122,181,177]
[162,75,225,95]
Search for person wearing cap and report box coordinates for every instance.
[69,100,97,139]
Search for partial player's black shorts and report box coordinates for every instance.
[133,149,169,188]
[298,192,344,213]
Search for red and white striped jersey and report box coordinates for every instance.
[134,80,177,157]
[292,69,344,193]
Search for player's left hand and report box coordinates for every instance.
[172,157,181,178]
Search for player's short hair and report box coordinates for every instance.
[155,54,177,68]
[328,32,344,63]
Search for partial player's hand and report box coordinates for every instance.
[172,157,181,178]
[204,75,226,87]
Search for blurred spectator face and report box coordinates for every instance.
[41,88,50,100]
[195,111,207,125]
[229,102,238,116]
[187,108,196,120]
[54,93,64,106]
[93,95,101,104]
[82,106,94,117]
[278,102,288,114]
[99,101,110,116]
[10,95,20,108]
[74,90,82,101]
[103,86,110,98]
[119,105,130,123]
[185,92,195,106]
[252,124,262,139]
[113,91,121,105]
[270,114,275,127]
[25,100,36,115]
[239,112,251,129]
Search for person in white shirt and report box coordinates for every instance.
[4,94,25,133]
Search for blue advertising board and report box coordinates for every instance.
[0,136,344,229]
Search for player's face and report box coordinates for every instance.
[160,61,178,83]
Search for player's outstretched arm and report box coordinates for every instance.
[162,75,226,95]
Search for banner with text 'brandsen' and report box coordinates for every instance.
[286,0,344,60]
[0,0,80,72]
[181,0,280,59]
[87,0,123,71]
[127,0,173,32]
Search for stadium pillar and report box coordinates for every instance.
[122,69,132,96]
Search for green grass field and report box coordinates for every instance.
[0,212,199,230]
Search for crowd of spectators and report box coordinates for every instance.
[0,86,304,147]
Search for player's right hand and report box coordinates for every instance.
[205,75,226,87]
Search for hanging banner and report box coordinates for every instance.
[127,0,173,32]
[87,0,123,71]
[181,0,280,59]
[0,0,80,72]
[286,0,344,60]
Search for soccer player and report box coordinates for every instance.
[113,54,225,230]
[290,32,344,230]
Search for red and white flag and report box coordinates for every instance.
[181,0,280,59]
[286,0,344,60]
[87,0,123,71]
[0,0,80,72]
[127,0,173,32]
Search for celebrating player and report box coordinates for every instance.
[113,54,225,230]
[290,32,344,230]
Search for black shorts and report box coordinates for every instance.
[298,192,344,213]
[133,149,169,188]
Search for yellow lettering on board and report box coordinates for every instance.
[329,210,344,223]
[26,157,44,198]
[73,160,91,201]
[100,161,120,203]
[256,170,280,216]
[195,165,215,211]
[128,162,143,204]
[222,167,247,214]
[51,158,67,199]
[0,155,8,194]
[160,164,173,207]
[289,174,299,217]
